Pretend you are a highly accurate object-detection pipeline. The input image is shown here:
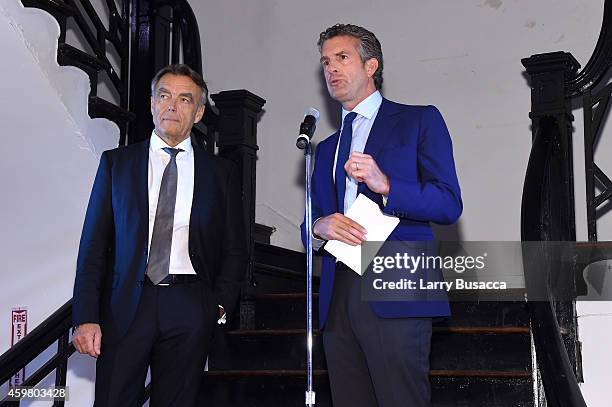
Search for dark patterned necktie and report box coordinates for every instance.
[146,147,182,284]
[335,112,357,214]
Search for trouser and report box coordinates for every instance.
[322,266,433,407]
[94,280,216,407]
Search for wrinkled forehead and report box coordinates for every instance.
[321,35,360,56]
[154,74,202,96]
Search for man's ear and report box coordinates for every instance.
[366,58,379,78]
[150,96,154,115]
[194,104,205,124]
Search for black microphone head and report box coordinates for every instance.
[297,107,320,149]
[304,107,320,123]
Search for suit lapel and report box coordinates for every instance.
[320,131,341,213]
[134,139,150,239]
[362,98,400,164]
[190,146,212,237]
[359,99,401,201]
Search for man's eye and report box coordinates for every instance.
[340,54,348,60]
[181,98,191,104]
[159,94,169,100]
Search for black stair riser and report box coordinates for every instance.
[251,300,319,329]
[431,376,534,407]
[249,272,309,295]
[431,332,531,371]
[250,298,528,330]
[209,332,530,372]
[447,301,529,327]
[202,375,534,407]
[208,336,326,370]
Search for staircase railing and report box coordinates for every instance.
[22,0,134,143]
[0,301,74,406]
[521,1,612,405]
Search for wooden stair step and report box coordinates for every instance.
[88,96,135,124]
[226,326,530,336]
[246,291,529,329]
[57,43,108,74]
[22,0,77,18]
[205,369,530,378]
[210,326,531,372]
[252,289,527,301]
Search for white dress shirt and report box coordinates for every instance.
[312,90,383,248]
[148,132,196,275]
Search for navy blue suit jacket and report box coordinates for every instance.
[73,139,247,343]
[301,99,462,329]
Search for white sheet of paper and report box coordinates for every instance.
[325,194,400,275]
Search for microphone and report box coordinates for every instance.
[296,107,320,149]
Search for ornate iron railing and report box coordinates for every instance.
[22,0,134,142]
[521,1,612,405]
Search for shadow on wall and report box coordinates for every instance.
[69,352,96,381]
[318,66,342,130]
[292,66,339,190]
[432,220,464,242]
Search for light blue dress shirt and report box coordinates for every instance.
[312,90,383,248]
[334,90,383,213]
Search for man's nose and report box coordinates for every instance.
[166,98,178,111]
[324,62,338,74]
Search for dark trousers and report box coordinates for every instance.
[94,281,216,407]
[322,267,433,407]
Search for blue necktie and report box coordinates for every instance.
[335,112,357,213]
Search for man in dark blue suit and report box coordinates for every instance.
[301,24,462,406]
[72,64,247,406]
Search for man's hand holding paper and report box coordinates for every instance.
[323,194,399,274]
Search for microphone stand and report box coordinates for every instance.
[298,137,316,407]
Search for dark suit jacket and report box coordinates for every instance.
[301,99,462,328]
[73,138,247,343]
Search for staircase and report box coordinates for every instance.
[0,0,120,155]
[203,243,534,407]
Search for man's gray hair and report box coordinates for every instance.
[318,23,384,90]
[150,64,208,107]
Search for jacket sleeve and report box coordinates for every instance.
[300,143,327,253]
[72,151,114,326]
[382,106,462,225]
[214,163,248,318]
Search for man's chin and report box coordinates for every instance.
[328,89,348,103]
[155,129,184,142]
[158,125,181,137]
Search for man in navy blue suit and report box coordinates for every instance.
[72,64,247,406]
[301,24,462,406]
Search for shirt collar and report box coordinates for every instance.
[150,131,193,154]
[341,90,383,122]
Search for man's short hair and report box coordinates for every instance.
[318,23,384,90]
[151,64,208,107]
